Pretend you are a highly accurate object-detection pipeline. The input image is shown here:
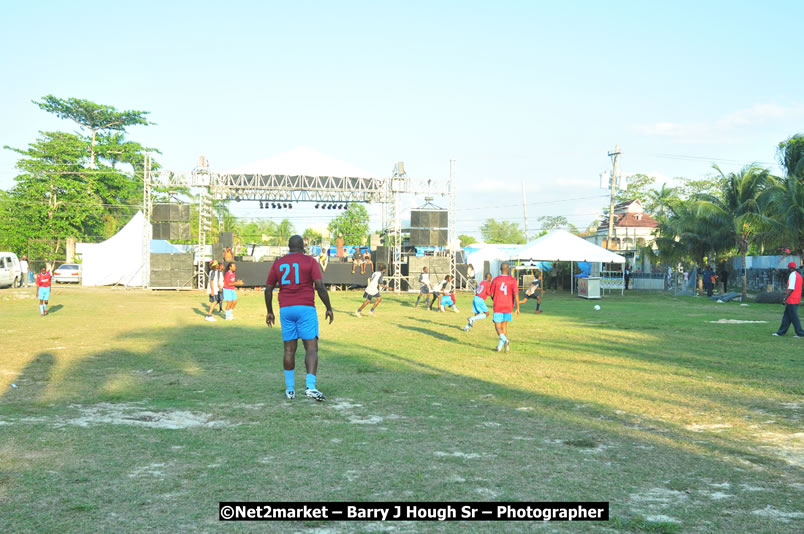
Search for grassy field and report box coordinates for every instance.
[0,285,802,533]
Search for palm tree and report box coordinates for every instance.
[645,183,679,218]
[695,165,772,299]
[766,134,804,258]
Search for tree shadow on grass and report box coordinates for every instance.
[390,323,459,343]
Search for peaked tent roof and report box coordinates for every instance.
[512,229,625,263]
[226,147,377,177]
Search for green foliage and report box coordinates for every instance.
[0,97,155,261]
[328,204,369,245]
[676,174,727,199]
[34,95,151,168]
[644,184,680,216]
[537,215,569,232]
[615,173,656,204]
[480,219,526,244]
[776,133,804,181]
[232,218,295,247]
[303,228,324,245]
[458,234,477,247]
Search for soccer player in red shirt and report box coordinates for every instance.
[489,262,520,352]
[464,272,493,331]
[265,235,334,401]
[36,266,52,316]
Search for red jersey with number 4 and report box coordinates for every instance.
[490,275,518,313]
[267,253,322,308]
[36,272,52,287]
[475,280,491,300]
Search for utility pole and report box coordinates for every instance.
[606,145,621,250]
[522,180,529,242]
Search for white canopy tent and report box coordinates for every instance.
[511,230,626,295]
[77,211,149,287]
[464,243,525,283]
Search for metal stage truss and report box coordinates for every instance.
[143,161,457,291]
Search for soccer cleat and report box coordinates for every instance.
[285,390,295,400]
[505,341,510,353]
[439,306,445,312]
[205,316,216,322]
[771,333,781,336]
[795,335,804,338]
[463,324,471,332]
[225,316,233,321]
[453,307,460,313]
[305,388,325,401]
[367,309,375,316]
[535,310,543,314]
[496,343,504,352]
[354,310,362,317]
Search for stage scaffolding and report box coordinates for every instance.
[143,161,457,291]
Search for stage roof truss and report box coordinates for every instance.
[144,165,455,290]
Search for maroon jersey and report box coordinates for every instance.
[490,275,518,313]
[223,271,237,289]
[267,253,322,308]
[475,280,491,300]
[36,272,52,287]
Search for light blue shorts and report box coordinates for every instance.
[493,312,512,323]
[472,296,489,314]
[222,288,237,301]
[440,295,453,307]
[280,305,319,341]
[38,287,51,301]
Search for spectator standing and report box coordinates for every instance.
[336,234,345,260]
[772,262,804,338]
[19,255,29,287]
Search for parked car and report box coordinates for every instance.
[0,252,22,288]
[53,263,81,283]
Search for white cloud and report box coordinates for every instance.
[635,103,804,143]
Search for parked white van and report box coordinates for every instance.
[0,252,22,288]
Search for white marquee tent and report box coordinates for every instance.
[76,211,149,287]
[510,230,626,295]
[512,229,626,263]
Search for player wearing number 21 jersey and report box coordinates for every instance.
[489,262,520,352]
[265,235,334,401]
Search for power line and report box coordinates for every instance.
[649,153,776,166]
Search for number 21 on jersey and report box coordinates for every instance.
[279,263,299,285]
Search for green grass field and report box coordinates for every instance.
[1,286,802,533]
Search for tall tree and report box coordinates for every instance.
[328,204,370,245]
[615,174,656,204]
[537,215,569,232]
[777,134,804,182]
[0,132,105,265]
[695,165,772,299]
[34,95,151,169]
[480,219,526,244]
[459,234,477,248]
[645,183,679,217]
[766,134,804,258]
[303,228,323,245]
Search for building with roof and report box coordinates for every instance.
[583,199,659,271]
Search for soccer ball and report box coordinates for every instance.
[594,305,601,311]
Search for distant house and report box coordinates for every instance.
[583,199,658,270]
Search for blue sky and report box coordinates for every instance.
[1,1,802,239]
